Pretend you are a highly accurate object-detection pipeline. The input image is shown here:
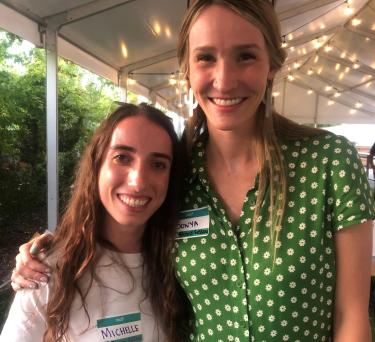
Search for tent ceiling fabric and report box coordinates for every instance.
[1,0,375,124]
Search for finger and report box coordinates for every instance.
[11,271,39,290]
[29,233,53,255]
[17,244,51,274]
[15,254,50,281]
[11,281,21,291]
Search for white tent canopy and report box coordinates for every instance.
[1,0,375,123]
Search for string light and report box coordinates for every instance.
[313,38,324,49]
[334,92,341,98]
[344,0,354,16]
[325,85,333,92]
[355,102,363,108]
[281,35,288,48]
[351,18,362,26]
[127,76,136,85]
[307,89,314,95]
[307,69,314,76]
[169,74,177,85]
[328,100,335,106]
[352,63,360,69]
[324,44,333,52]
[165,27,171,38]
[121,43,128,58]
[272,91,280,97]
[287,74,295,81]
[350,109,357,114]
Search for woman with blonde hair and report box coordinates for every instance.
[10,1,375,341]
[174,1,374,340]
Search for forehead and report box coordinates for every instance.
[110,116,172,154]
[189,4,266,49]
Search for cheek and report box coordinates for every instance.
[189,64,203,89]
[189,72,207,99]
[98,164,118,196]
[158,172,171,199]
[98,168,109,202]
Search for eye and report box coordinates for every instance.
[238,52,256,62]
[113,153,131,164]
[152,160,169,170]
[196,54,215,63]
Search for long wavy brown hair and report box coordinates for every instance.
[43,103,193,341]
[178,0,325,255]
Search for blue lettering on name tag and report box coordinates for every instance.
[97,312,142,341]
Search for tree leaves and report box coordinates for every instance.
[0,31,119,224]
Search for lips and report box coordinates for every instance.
[118,194,150,208]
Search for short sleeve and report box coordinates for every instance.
[326,136,375,231]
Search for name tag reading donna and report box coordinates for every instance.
[97,312,142,342]
[176,206,209,239]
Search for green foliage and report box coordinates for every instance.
[0,30,119,224]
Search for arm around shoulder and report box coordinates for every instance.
[0,283,49,341]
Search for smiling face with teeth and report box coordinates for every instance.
[98,115,173,252]
[188,4,275,135]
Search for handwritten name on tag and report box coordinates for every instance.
[176,206,209,239]
[97,312,142,341]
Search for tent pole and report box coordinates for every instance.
[45,27,59,232]
[313,94,319,128]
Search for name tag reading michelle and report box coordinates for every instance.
[97,312,142,341]
[176,206,209,239]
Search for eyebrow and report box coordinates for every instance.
[111,144,172,161]
[193,44,261,52]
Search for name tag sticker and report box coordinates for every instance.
[97,312,142,341]
[176,206,209,239]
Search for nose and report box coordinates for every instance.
[213,59,238,92]
[127,163,147,192]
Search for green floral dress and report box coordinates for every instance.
[174,133,375,342]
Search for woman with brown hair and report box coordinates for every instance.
[1,103,192,341]
[10,0,375,341]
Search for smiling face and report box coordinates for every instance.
[188,4,275,134]
[98,115,172,249]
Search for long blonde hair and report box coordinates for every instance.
[177,0,325,253]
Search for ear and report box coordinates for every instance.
[185,71,190,88]
[267,68,276,80]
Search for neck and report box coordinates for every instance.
[206,125,258,171]
[102,216,144,253]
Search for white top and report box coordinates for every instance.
[0,247,165,341]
